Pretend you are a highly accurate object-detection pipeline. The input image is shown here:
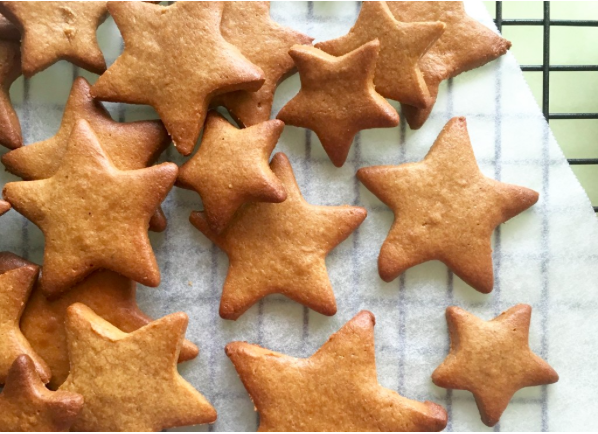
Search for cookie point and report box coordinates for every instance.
[355,310,375,327]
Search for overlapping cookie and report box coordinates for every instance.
[0,37,21,150]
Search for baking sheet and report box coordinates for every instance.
[0,1,596,431]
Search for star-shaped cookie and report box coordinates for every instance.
[388,1,512,129]
[59,303,217,431]
[178,112,287,233]
[3,119,178,297]
[0,355,83,432]
[91,1,265,156]
[0,200,9,216]
[0,261,50,384]
[0,39,22,150]
[212,1,313,127]
[433,305,559,427]
[2,77,170,232]
[315,1,445,108]
[357,117,538,293]
[227,310,448,431]
[0,1,108,76]
[0,13,19,40]
[19,266,199,389]
[190,152,367,320]
[277,40,400,167]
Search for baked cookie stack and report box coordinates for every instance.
[0,1,558,432]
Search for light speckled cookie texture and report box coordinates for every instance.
[315,1,445,108]
[59,303,217,431]
[277,40,399,167]
[0,355,83,432]
[0,39,21,150]
[0,1,108,76]
[357,117,538,293]
[3,120,178,297]
[433,305,559,427]
[191,152,366,320]
[92,1,265,156]
[226,310,448,432]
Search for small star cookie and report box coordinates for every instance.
[0,1,108,76]
[190,152,367,320]
[433,305,559,427]
[0,355,83,432]
[387,1,512,129]
[213,1,313,127]
[315,1,445,108]
[3,119,178,297]
[226,310,448,431]
[178,112,287,233]
[92,1,265,156]
[0,39,22,150]
[2,77,170,232]
[59,303,217,431]
[277,40,399,167]
[357,117,538,293]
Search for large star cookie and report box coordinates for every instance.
[388,1,512,129]
[92,1,265,156]
[178,112,287,233]
[3,119,177,297]
[0,1,108,76]
[0,355,83,432]
[59,303,217,431]
[277,40,399,167]
[0,261,50,384]
[0,39,22,150]
[2,77,170,232]
[433,305,559,426]
[191,153,366,320]
[315,1,445,108]
[213,1,313,127]
[226,310,447,431]
[357,117,538,293]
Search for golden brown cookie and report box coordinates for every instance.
[0,13,19,41]
[178,112,287,233]
[0,260,50,384]
[433,305,559,427]
[0,39,21,150]
[0,199,9,216]
[212,1,313,127]
[59,303,217,431]
[0,355,83,432]
[91,1,265,156]
[357,117,538,293]
[388,1,512,129]
[2,77,170,232]
[0,1,108,76]
[277,40,399,167]
[190,152,366,320]
[315,1,445,108]
[3,119,178,298]
[226,310,447,431]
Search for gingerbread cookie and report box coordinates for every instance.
[59,303,217,431]
[0,1,108,76]
[178,112,287,233]
[0,260,50,384]
[0,13,19,41]
[2,77,170,232]
[433,305,559,426]
[3,119,178,297]
[357,117,538,293]
[213,1,313,127]
[315,1,445,108]
[227,310,447,431]
[191,153,366,320]
[277,40,399,167]
[388,1,511,129]
[0,199,9,216]
[91,1,265,156]
[0,39,21,150]
[0,355,83,432]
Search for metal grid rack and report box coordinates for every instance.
[494,1,598,211]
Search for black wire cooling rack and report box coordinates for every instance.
[494,1,598,211]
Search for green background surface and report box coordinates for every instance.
[484,1,598,209]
